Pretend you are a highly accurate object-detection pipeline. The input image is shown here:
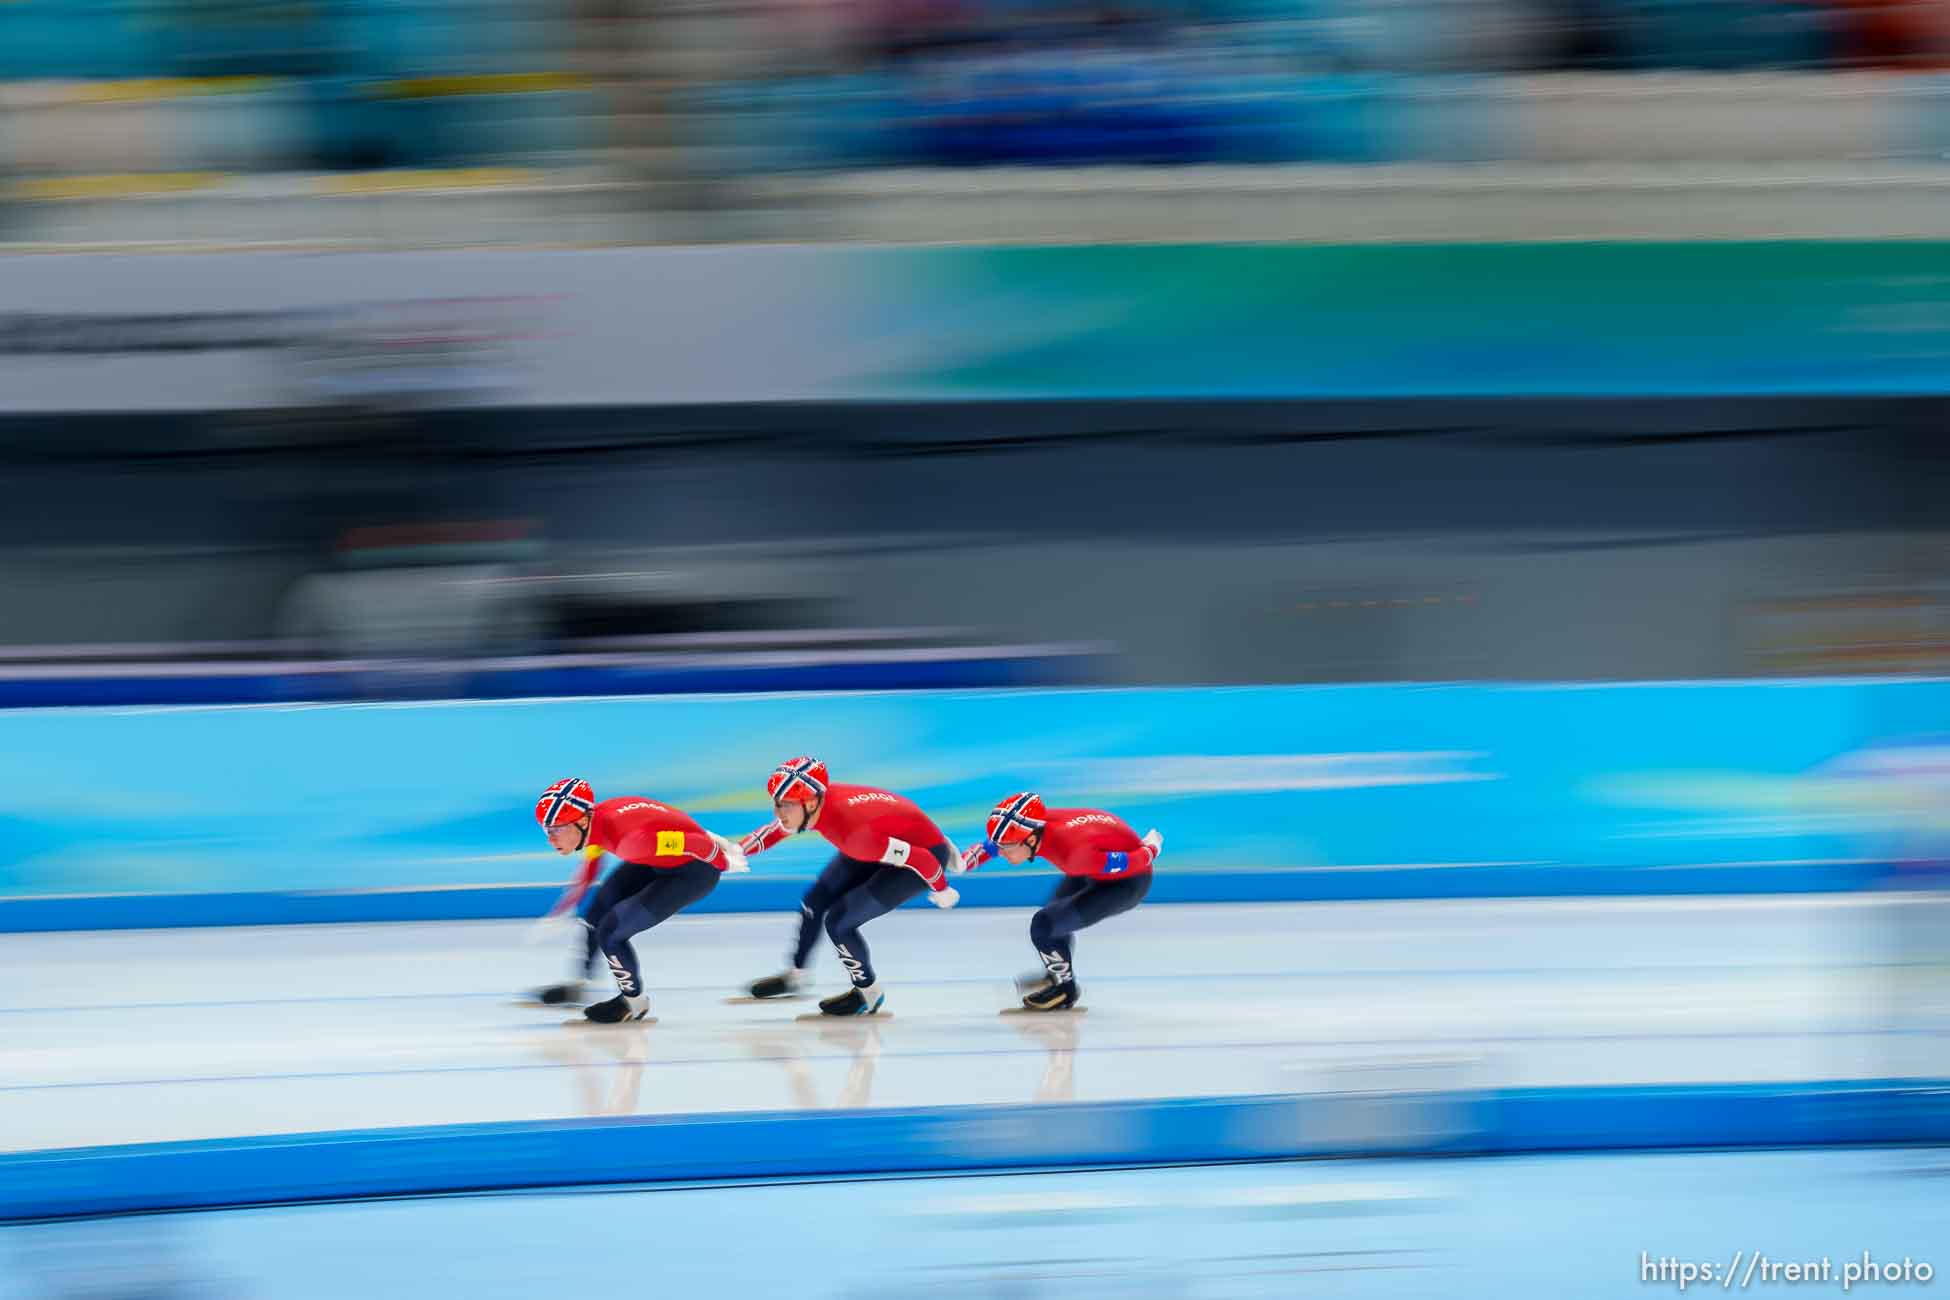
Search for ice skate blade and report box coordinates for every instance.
[795,1011,893,1022]
[724,994,814,1004]
[565,1016,658,1028]
[1000,1005,1088,1016]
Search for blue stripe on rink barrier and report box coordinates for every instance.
[0,862,1887,932]
[4,1081,1948,1222]
[0,653,1102,709]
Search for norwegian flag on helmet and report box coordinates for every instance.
[767,756,830,805]
[985,792,1047,846]
[536,778,596,828]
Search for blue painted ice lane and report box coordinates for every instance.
[4,1150,1946,1300]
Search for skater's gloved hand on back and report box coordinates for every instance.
[1140,829,1163,861]
[927,886,960,909]
[710,833,751,873]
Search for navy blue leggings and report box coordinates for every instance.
[790,844,946,988]
[579,859,721,997]
[1029,870,1152,984]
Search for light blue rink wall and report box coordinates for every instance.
[2,681,1947,932]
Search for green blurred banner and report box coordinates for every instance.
[877,242,1950,397]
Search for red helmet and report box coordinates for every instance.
[767,756,829,807]
[985,792,1047,847]
[536,778,596,829]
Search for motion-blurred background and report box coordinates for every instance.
[0,0,1948,693]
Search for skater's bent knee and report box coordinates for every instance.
[1031,907,1078,946]
[595,908,643,951]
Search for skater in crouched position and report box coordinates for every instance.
[739,756,960,1016]
[960,793,1161,1011]
[530,778,747,1024]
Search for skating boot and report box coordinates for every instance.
[583,992,651,1024]
[818,983,886,1016]
[746,968,808,999]
[528,980,589,1006]
[1020,979,1080,1012]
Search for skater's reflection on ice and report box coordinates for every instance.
[737,1017,886,1110]
[1002,1009,1086,1102]
[538,1023,657,1118]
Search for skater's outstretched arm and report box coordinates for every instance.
[543,845,607,919]
[739,818,792,858]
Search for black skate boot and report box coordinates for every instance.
[528,981,589,1006]
[818,984,886,1016]
[583,993,651,1024]
[747,968,808,999]
[1014,970,1055,998]
[1021,979,1080,1012]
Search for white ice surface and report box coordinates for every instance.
[0,895,1930,1153]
